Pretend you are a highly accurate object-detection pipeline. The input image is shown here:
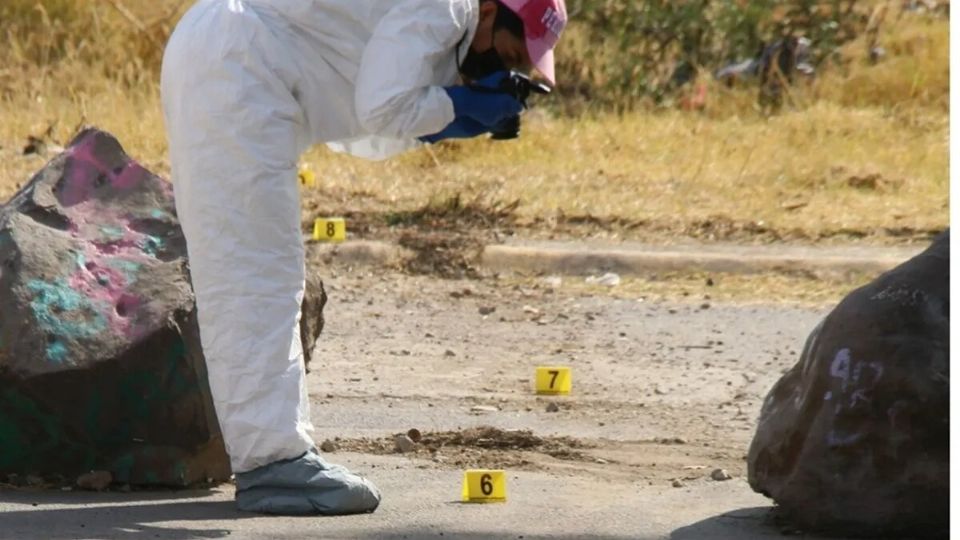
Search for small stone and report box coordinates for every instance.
[541,276,562,288]
[586,273,621,287]
[119,484,131,493]
[594,458,609,464]
[320,439,338,453]
[407,428,422,443]
[711,468,733,481]
[394,434,417,453]
[545,402,560,413]
[478,306,496,315]
[522,305,540,315]
[672,479,685,488]
[706,277,715,287]
[444,349,456,357]
[700,303,711,310]
[25,475,43,486]
[76,470,112,491]
[470,405,499,413]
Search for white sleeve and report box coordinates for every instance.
[325,136,422,161]
[353,0,473,139]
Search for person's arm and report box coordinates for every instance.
[353,0,473,139]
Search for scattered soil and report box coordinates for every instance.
[336,426,592,470]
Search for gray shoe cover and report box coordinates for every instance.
[235,450,381,515]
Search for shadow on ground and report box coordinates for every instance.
[670,506,869,540]
[671,506,788,540]
[0,490,240,540]
[353,534,652,540]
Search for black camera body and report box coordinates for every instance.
[469,71,551,140]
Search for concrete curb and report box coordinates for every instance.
[307,239,919,277]
[480,243,917,277]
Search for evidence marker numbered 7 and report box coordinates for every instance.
[536,366,572,395]
[313,217,346,242]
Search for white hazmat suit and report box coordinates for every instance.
[161,0,478,513]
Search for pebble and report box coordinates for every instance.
[586,273,621,287]
[711,468,733,481]
[478,306,496,315]
[394,435,417,453]
[541,276,563,288]
[407,428,423,443]
[444,349,456,357]
[522,305,540,315]
[76,470,112,491]
[545,402,560,413]
[470,405,499,413]
[671,479,685,488]
[320,439,338,453]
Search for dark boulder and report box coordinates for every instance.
[748,231,949,537]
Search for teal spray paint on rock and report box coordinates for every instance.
[142,235,164,257]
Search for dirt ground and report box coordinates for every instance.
[304,251,827,509]
[0,251,872,539]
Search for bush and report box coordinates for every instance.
[554,0,871,109]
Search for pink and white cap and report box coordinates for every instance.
[499,0,567,85]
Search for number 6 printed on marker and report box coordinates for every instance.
[480,474,493,496]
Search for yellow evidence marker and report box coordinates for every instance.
[536,366,572,395]
[298,166,316,187]
[313,217,346,242]
[461,469,506,503]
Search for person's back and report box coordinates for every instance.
[234,0,477,153]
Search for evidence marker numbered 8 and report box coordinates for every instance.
[313,217,346,242]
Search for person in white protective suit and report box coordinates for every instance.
[161,0,566,516]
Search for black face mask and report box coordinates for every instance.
[457,27,506,81]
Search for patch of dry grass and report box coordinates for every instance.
[0,1,948,247]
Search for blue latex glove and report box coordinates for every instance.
[419,116,489,144]
[444,71,523,128]
[420,114,522,144]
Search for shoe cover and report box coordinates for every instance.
[235,450,381,515]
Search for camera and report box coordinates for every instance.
[469,71,551,140]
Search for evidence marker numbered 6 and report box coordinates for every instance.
[535,366,572,395]
[461,469,506,503]
[313,217,346,242]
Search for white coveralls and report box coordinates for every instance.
[161,0,478,477]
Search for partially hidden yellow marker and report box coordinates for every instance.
[536,366,572,395]
[461,469,506,503]
[313,217,346,242]
[298,167,316,188]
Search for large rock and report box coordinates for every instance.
[748,231,949,537]
[0,128,325,487]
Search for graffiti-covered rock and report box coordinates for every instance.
[0,128,324,486]
[748,231,949,537]
[0,128,227,486]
